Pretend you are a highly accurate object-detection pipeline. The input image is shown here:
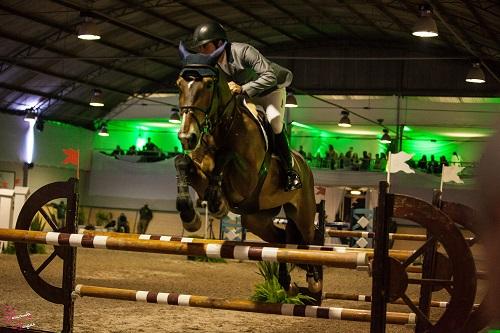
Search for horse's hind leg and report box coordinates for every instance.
[175,155,201,232]
[241,212,292,291]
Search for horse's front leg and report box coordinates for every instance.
[204,174,229,218]
[175,154,202,232]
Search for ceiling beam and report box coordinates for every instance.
[0,27,162,84]
[336,0,387,37]
[302,0,361,39]
[461,0,500,51]
[373,1,412,34]
[265,0,336,40]
[219,0,304,43]
[118,0,192,33]
[0,81,97,109]
[177,0,271,47]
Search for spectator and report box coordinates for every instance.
[337,153,344,169]
[351,153,361,171]
[306,152,313,163]
[167,146,182,158]
[360,151,370,171]
[111,145,124,157]
[427,155,439,174]
[373,153,381,170]
[379,153,387,171]
[298,145,307,159]
[137,204,153,234]
[418,155,427,170]
[326,144,337,169]
[144,137,159,152]
[344,147,354,168]
[451,151,462,166]
[116,213,130,233]
[313,153,323,168]
[126,145,137,155]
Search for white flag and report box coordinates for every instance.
[386,151,415,174]
[442,165,464,184]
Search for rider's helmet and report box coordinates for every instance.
[192,22,227,48]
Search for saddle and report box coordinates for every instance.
[238,96,275,153]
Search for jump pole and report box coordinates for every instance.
[322,292,480,310]
[325,229,474,243]
[73,284,416,325]
[0,229,368,268]
[84,230,415,261]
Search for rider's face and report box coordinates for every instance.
[198,42,216,55]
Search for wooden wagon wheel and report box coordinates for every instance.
[14,178,78,305]
[441,200,489,333]
[386,194,477,333]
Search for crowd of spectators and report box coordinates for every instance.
[108,137,182,161]
[297,145,463,174]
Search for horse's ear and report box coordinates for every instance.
[208,41,227,65]
[178,41,191,61]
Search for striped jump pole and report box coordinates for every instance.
[84,230,415,261]
[322,292,480,310]
[326,229,474,242]
[0,229,367,268]
[74,284,417,325]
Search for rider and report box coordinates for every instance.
[192,22,302,192]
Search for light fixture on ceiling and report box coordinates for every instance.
[380,129,391,144]
[77,15,101,40]
[98,124,109,137]
[465,62,486,84]
[338,111,352,127]
[350,189,362,196]
[89,89,104,107]
[24,109,37,123]
[285,92,298,108]
[412,4,439,38]
[169,107,181,124]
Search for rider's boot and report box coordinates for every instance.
[274,131,302,192]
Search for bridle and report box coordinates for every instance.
[178,64,235,144]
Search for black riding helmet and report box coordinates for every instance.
[192,22,227,48]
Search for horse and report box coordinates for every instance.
[174,41,322,301]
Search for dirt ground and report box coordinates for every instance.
[0,247,486,333]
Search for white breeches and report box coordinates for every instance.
[250,87,286,134]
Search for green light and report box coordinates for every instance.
[403,126,411,132]
[138,125,149,130]
[291,121,314,129]
[168,119,181,124]
[136,137,146,150]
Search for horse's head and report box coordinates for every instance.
[176,41,226,151]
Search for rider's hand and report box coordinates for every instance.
[228,81,242,95]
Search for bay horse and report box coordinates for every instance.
[174,42,322,300]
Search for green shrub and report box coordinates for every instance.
[251,261,314,305]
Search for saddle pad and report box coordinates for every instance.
[242,98,269,152]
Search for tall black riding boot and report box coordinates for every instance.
[275,131,302,191]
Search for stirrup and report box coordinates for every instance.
[285,170,302,192]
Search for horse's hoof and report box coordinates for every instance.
[307,277,323,293]
[181,211,201,232]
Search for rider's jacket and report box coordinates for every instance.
[217,42,293,98]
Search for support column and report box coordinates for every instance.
[13,186,30,228]
[0,188,15,252]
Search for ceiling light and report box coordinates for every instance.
[77,16,101,40]
[338,111,351,127]
[98,124,109,137]
[350,189,362,196]
[89,89,104,107]
[412,4,438,38]
[169,107,181,124]
[380,129,391,144]
[285,92,298,107]
[24,109,37,123]
[465,62,486,84]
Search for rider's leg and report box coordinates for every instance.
[254,88,302,191]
